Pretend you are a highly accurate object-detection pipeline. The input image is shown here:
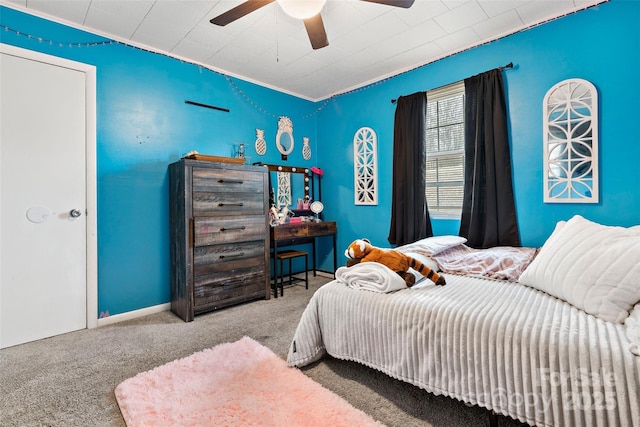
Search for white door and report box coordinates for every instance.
[0,44,97,348]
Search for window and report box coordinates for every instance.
[425,81,465,218]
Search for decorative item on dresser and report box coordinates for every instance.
[169,159,270,322]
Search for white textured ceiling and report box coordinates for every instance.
[2,0,605,101]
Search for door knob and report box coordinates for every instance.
[70,209,82,218]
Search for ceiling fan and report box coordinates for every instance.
[210,0,415,50]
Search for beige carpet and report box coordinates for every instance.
[0,275,527,427]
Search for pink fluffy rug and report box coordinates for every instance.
[115,336,383,426]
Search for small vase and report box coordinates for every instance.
[255,129,266,155]
[302,137,311,160]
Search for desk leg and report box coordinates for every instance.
[332,233,337,278]
[312,238,317,277]
[272,240,278,298]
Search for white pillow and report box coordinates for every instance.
[519,215,640,323]
[403,251,439,282]
[403,235,467,256]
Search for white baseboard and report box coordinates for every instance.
[315,270,335,279]
[96,303,171,327]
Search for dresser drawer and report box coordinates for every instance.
[270,221,337,240]
[193,268,267,313]
[192,167,265,194]
[193,241,265,277]
[194,216,266,246]
[192,191,264,216]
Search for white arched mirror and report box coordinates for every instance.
[543,78,598,203]
[276,116,294,160]
[354,127,378,205]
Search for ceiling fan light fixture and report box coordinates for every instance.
[277,0,326,20]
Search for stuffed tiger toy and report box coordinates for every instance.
[344,238,446,287]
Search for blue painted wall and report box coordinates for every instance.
[317,0,639,259]
[1,6,318,316]
[2,0,638,316]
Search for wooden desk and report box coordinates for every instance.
[270,221,337,298]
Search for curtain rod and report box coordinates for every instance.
[390,62,514,104]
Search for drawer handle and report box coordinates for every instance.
[218,203,244,207]
[220,226,246,232]
[219,252,245,259]
[217,179,244,184]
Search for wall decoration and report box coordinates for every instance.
[255,129,266,155]
[302,137,311,160]
[275,116,294,160]
[543,78,598,203]
[264,164,312,210]
[353,127,378,205]
[276,170,292,207]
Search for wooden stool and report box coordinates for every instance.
[273,250,308,297]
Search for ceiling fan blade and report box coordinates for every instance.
[359,0,415,8]
[210,0,275,26]
[303,14,329,50]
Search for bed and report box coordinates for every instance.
[287,215,640,427]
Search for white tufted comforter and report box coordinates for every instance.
[287,274,640,427]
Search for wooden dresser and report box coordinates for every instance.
[169,159,270,322]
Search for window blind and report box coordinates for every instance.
[425,81,465,217]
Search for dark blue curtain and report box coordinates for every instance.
[388,92,433,246]
[460,69,520,248]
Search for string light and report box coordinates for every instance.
[225,75,335,120]
[225,75,279,119]
[0,0,605,118]
[325,0,608,99]
[1,24,114,47]
[302,98,332,119]
[2,23,330,119]
[1,22,343,118]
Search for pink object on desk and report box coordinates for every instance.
[289,217,302,224]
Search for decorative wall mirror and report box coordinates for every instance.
[262,164,312,213]
[353,127,378,205]
[543,78,598,203]
[275,116,294,160]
